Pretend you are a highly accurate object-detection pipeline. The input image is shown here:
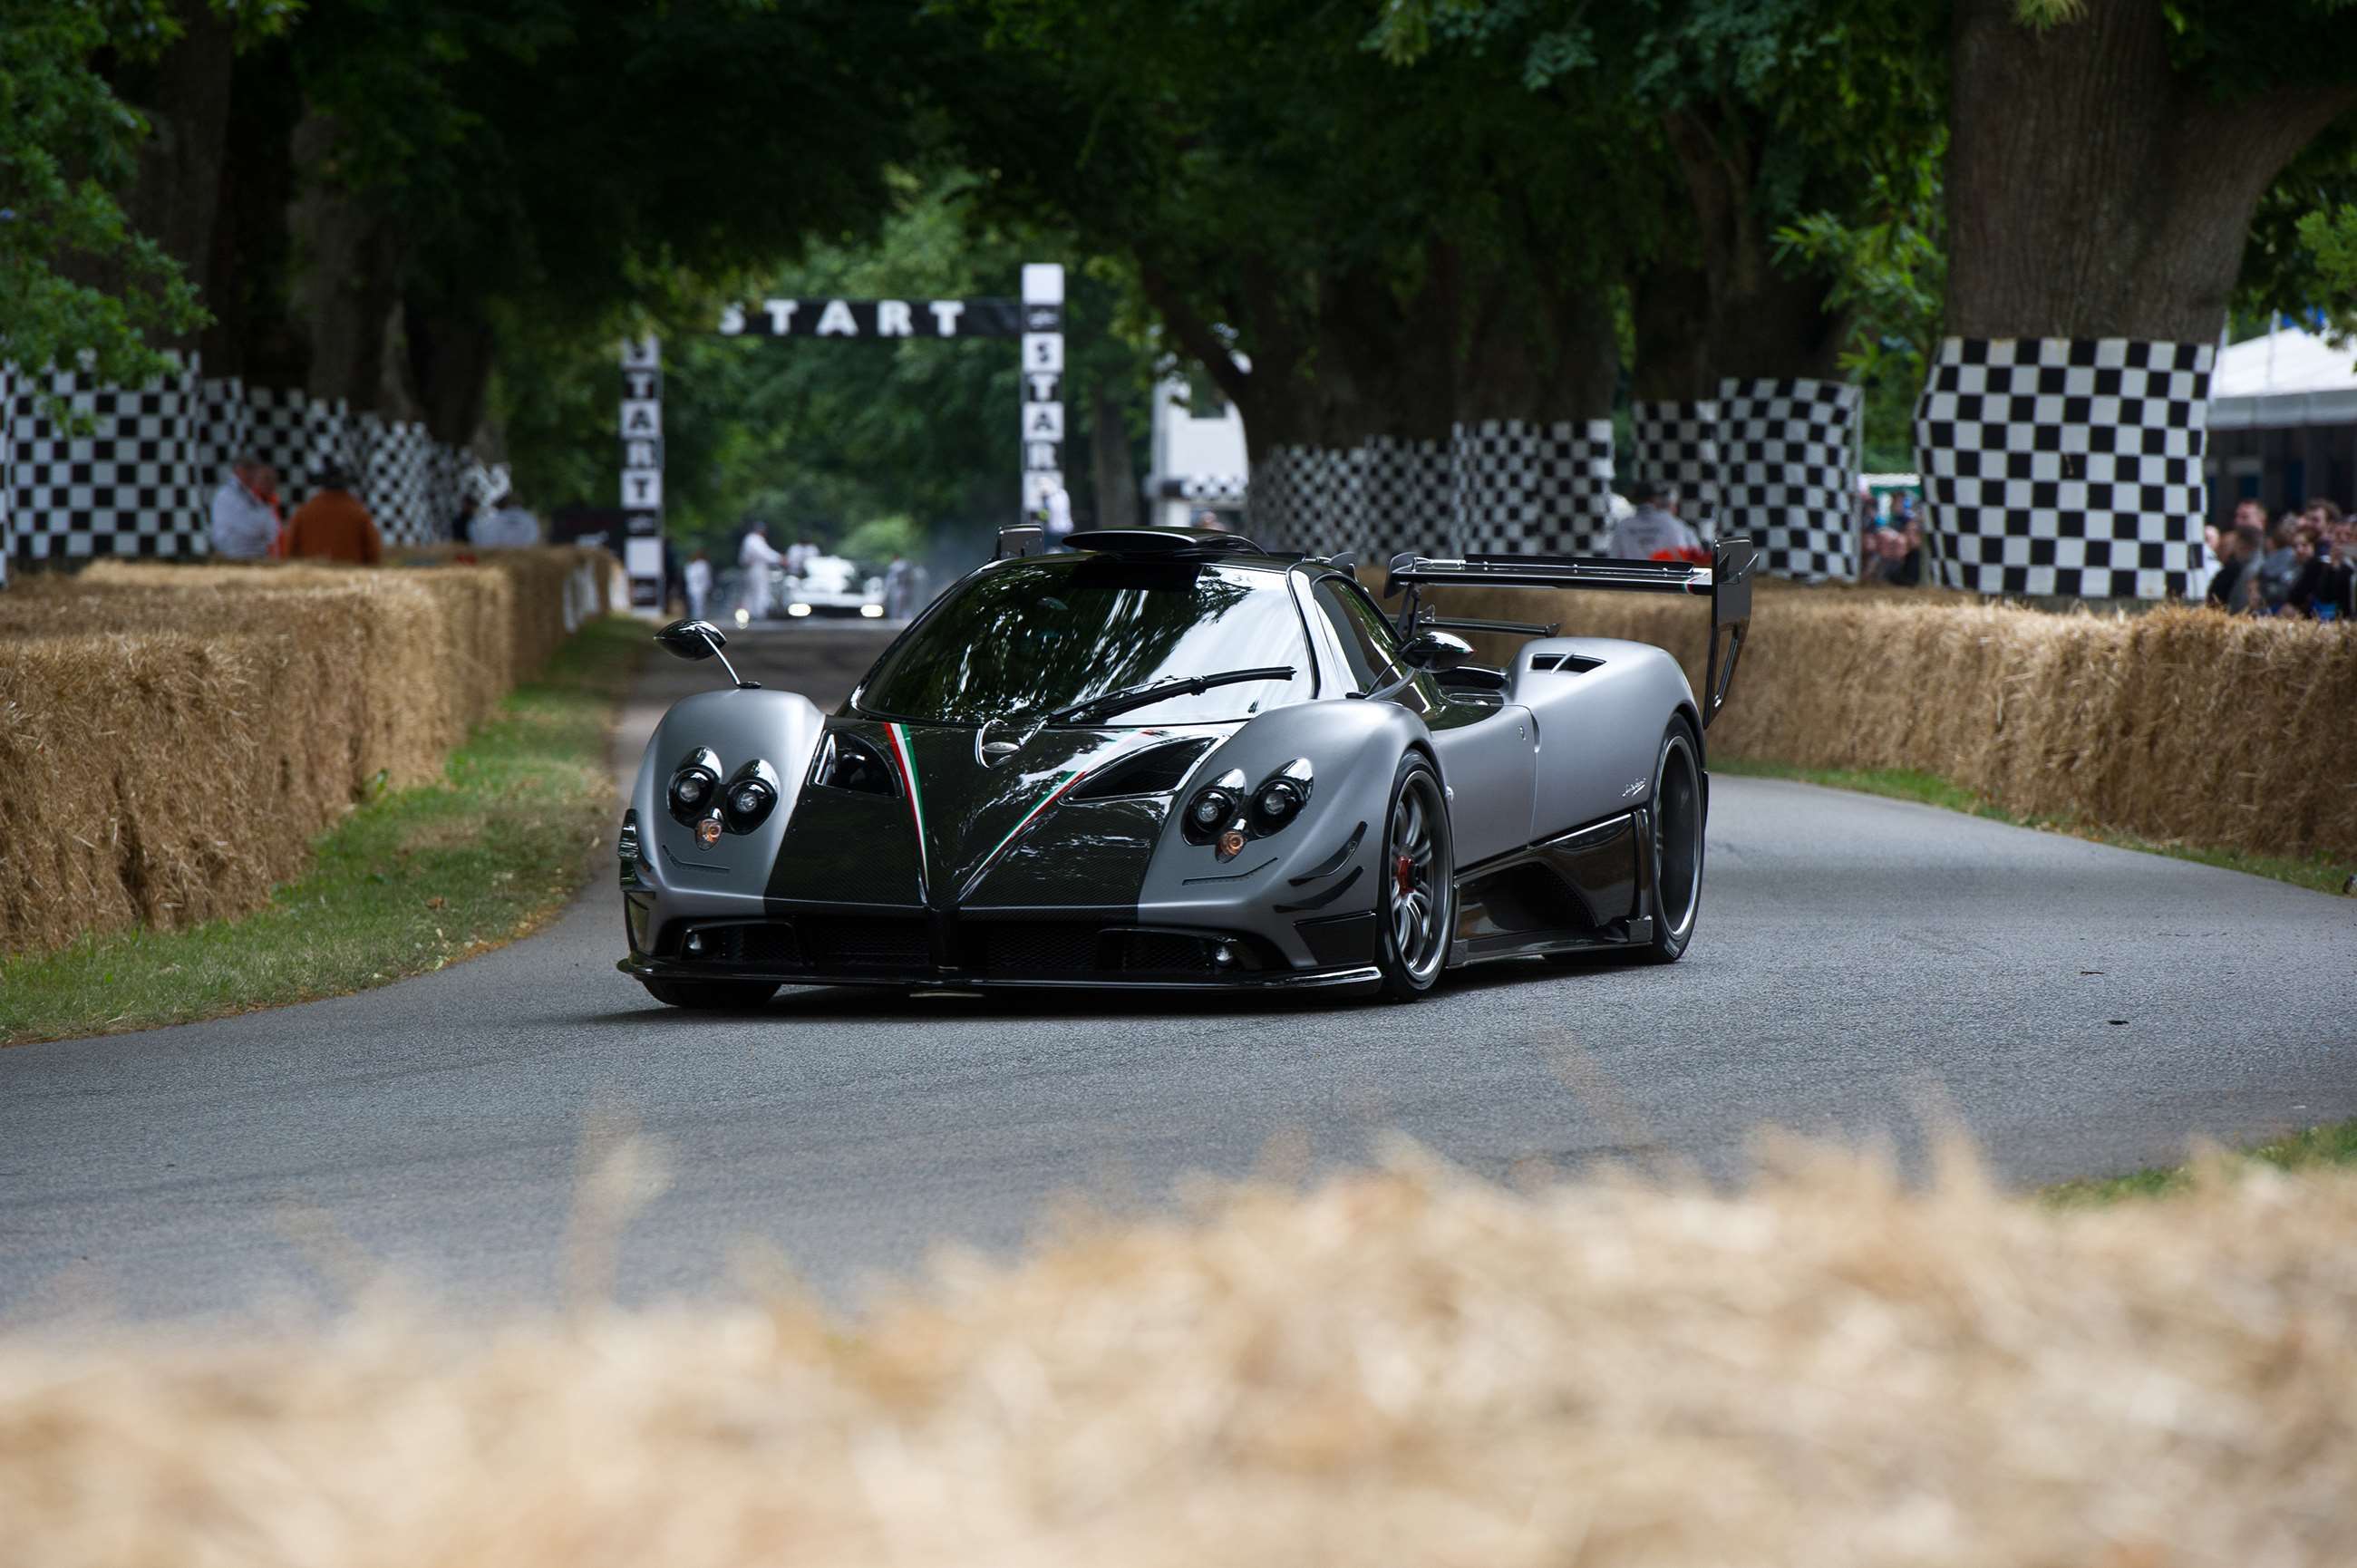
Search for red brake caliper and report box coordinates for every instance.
[1394,852,1415,895]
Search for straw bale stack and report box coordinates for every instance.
[1372,572,2357,862]
[0,549,617,955]
[3,1142,2352,1565]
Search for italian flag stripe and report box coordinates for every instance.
[975,769,1083,876]
[884,722,927,889]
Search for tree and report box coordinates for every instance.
[0,2,232,401]
[1946,0,2357,343]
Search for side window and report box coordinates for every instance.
[1312,578,1399,692]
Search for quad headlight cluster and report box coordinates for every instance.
[667,746,781,837]
[1183,758,1312,860]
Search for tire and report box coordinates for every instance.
[643,978,780,1011]
[1636,716,1704,964]
[1373,754,1454,1002]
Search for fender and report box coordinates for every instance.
[627,688,828,928]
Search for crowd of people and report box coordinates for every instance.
[2203,497,2353,620]
[206,456,542,566]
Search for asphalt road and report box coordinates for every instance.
[5,624,2353,1323]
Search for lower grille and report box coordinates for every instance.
[964,920,1105,976]
[802,915,931,970]
[1119,931,1220,974]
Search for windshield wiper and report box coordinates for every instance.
[1039,664,1297,726]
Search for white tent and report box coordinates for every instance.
[2209,324,2357,429]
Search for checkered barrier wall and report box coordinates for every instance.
[1249,444,1359,557]
[1,367,482,565]
[1359,435,1452,563]
[3,358,209,560]
[1914,337,2212,599]
[1715,378,1861,583]
[1450,419,1615,556]
[1630,401,1722,537]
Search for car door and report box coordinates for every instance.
[1308,576,1537,867]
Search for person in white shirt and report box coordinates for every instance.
[684,549,713,622]
[473,489,541,548]
[784,538,819,577]
[739,520,783,619]
[1608,480,1705,561]
[209,457,280,559]
[1043,482,1073,543]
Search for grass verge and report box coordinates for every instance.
[1716,757,2357,896]
[0,616,645,1048]
[2043,1118,2357,1205]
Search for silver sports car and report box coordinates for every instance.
[616,526,1753,1006]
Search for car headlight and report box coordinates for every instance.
[723,759,781,831]
[1181,769,1247,846]
[1252,759,1314,830]
[668,748,722,821]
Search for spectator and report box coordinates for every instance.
[684,548,713,623]
[208,455,281,560]
[2251,513,2305,613]
[2289,514,2353,621]
[2207,521,2265,614]
[281,468,384,565]
[739,520,782,619]
[883,551,917,619]
[1608,479,1703,561]
[472,488,541,548]
[785,537,819,577]
[450,491,486,547]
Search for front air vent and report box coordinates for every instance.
[1072,737,1215,800]
[810,731,898,797]
[1528,653,1605,674]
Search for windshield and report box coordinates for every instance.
[857,555,1314,726]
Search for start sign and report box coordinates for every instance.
[716,297,1032,339]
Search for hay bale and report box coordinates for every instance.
[1,1145,2352,1564]
[0,549,618,956]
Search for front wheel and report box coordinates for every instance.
[643,978,780,1011]
[1637,717,1704,964]
[1374,755,1454,1002]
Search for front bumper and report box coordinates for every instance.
[616,904,1383,996]
[616,949,1381,995]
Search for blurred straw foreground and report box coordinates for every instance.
[1373,574,2357,863]
[5,1138,2352,1566]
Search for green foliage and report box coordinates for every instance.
[2296,204,2357,313]
[0,1,217,402]
[499,167,1152,563]
[837,514,924,569]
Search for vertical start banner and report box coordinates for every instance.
[1020,264,1065,522]
[619,336,664,615]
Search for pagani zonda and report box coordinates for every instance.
[617,527,1753,1006]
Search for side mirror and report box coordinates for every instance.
[655,620,725,662]
[1397,628,1475,673]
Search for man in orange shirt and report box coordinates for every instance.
[281,468,385,565]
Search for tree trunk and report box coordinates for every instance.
[82,3,238,359]
[290,111,403,411]
[1088,379,1140,530]
[402,295,496,447]
[1948,0,2355,341]
[199,38,304,385]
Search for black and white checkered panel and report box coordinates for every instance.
[1914,338,2212,600]
[1716,378,1860,583]
[1450,419,1615,557]
[3,358,208,560]
[1630,400,1721,537]
[1158,472,1251,508]
[1359,436,1451,563]
[241,385,316,502]
[361,415,442,545]
[1249,444,1360,557]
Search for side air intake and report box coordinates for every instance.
[1528,653,1605,673]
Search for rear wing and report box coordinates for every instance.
[1381,536,1755,728]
